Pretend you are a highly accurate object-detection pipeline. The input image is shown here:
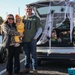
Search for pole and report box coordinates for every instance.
[18,7,20,15]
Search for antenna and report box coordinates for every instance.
[6,12,8,16]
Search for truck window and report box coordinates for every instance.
[37,6,70,15]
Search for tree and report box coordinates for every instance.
[0,16,4,34]
[0,16,3,25]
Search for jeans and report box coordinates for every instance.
[23,39,37,70]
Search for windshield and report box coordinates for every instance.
[37,6,69,15]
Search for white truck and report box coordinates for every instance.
[27,0,75,65]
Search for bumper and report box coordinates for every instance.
[37,52,75,60]
[37,47,75,60]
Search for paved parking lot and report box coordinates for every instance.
[0,54,72,75]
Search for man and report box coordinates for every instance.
[21,5,42,75]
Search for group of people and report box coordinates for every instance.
[1,5,42,75]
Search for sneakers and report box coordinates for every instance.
[20,68,30,74]
[33,70,38,75]
[20,69,38,75]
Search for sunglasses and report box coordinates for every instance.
[8,18,14,20]
[26,8,32,10]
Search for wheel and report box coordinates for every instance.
[0,48,7,63]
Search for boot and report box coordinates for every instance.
[14,74,19,75]
[33,70,38,75]
[20,68,30,74]
[5,71,10,75]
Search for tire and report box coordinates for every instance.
[0,48,7,63]
[38,59,41,66]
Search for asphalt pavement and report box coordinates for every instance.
[0,53,71,75]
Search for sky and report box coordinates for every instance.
[0,0,38,19]
[1,0,75,20]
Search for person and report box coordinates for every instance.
[20,5,42,75]
[14,14,24,47]
[1,14,22,75]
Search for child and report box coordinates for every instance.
[14,14,24,47]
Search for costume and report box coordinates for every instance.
[14,15,24,43]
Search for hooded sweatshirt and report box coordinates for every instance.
[14,15,25,42]
[23,14,42,42]
[15,15,24,33]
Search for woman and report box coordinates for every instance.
[1,14,21,75]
